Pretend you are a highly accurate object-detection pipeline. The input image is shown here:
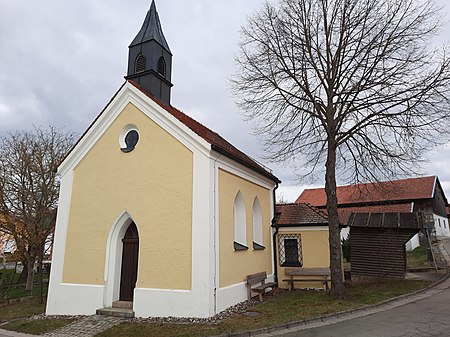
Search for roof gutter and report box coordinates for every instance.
[211,144,281,184]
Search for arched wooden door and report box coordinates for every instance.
[119,222,139,302]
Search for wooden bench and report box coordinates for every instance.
[283,267,331,291]
[246,272,276,302]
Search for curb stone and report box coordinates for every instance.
[207,239,450,337]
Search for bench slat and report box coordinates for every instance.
[285,268,330,276]
[252,282,276,291]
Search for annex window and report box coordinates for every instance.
[157,56,166,77]
[135,53,146,73]
[252,197,264,250]
[278,234,302,267]
[233,191,248,251]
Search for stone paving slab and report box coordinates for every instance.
[42,315,125,337]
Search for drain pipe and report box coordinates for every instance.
[271,182,280,285]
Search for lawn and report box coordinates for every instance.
[1,318,76,335]
[1,268,49,299]
[0,299,45,322]
[96,279,431,337]
[406,246,433,268]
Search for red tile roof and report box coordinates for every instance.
[296,176,437,206]
[129,81,280,183]
[62,81,279,183]
[275,203,328,226]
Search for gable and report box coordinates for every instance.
[62,101,193,288]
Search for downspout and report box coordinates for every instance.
[271,183,279,285]
[212,153,222,315]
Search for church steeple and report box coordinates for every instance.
[126,0,173,105]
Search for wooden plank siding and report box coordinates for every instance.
[350,227,418,278]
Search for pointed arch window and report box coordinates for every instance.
[157,56,166,77]
[135,53,146,74]
[233,191,248,251]
[252,197,264,250]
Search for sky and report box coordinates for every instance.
[0,0,449,202]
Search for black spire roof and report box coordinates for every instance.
[129,0,171,53]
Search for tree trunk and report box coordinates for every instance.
[25,257,34,291]
[18,263,28,284]
[325,141,345,296]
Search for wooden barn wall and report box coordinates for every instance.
[350,228,418,279]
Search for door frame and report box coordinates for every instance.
[104,211,138,308]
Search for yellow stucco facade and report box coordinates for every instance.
[276,229,330,289]
[62,102,193,290]
[218,169,272,288]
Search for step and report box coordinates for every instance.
[96,307,135,318]
[113,301,133,309]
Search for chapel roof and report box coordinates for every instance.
[129,81,280,183]
[62,81,280,184]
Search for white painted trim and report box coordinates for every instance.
[252,197,263,246]
[103,211,136,308]
[216,274,275,314]
[59,82,211,177]
[46,172,74,315]
[133,287,210,318]
[213,151,277,190]
[46,283,105,316]
[431,176,437,198]
[190,150,215,317]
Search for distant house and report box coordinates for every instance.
[274,203,330,289]
[297,176,450,250]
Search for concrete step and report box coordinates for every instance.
[113,301,133,309]
[96,307,135,318]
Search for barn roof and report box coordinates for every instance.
[296,176,438,206]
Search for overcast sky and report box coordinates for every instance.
[0,0,449,202]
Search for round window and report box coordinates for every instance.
[120,128,139,153]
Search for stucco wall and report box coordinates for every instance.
[276,228,330,289]
[62,102,193,290]
[218,169,272,288]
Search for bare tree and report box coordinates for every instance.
[233,0,450,295]
[0,126,75,293]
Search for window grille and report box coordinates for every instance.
[278,234,302,267]
[135,53,146,73]
[157,56,166,77]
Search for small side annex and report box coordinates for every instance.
[273,203,330,289]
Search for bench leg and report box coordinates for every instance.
[288,281,293,291]
[258,291,263,302]
[323,280,329,291]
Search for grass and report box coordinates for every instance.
[1,269,49,299]
[96,279,430,337]
[407,246,432,268]
[1,318,75,335]
[0,299,45,322]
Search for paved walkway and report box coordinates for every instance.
[41,315,126,337]
[0,239,449,337]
